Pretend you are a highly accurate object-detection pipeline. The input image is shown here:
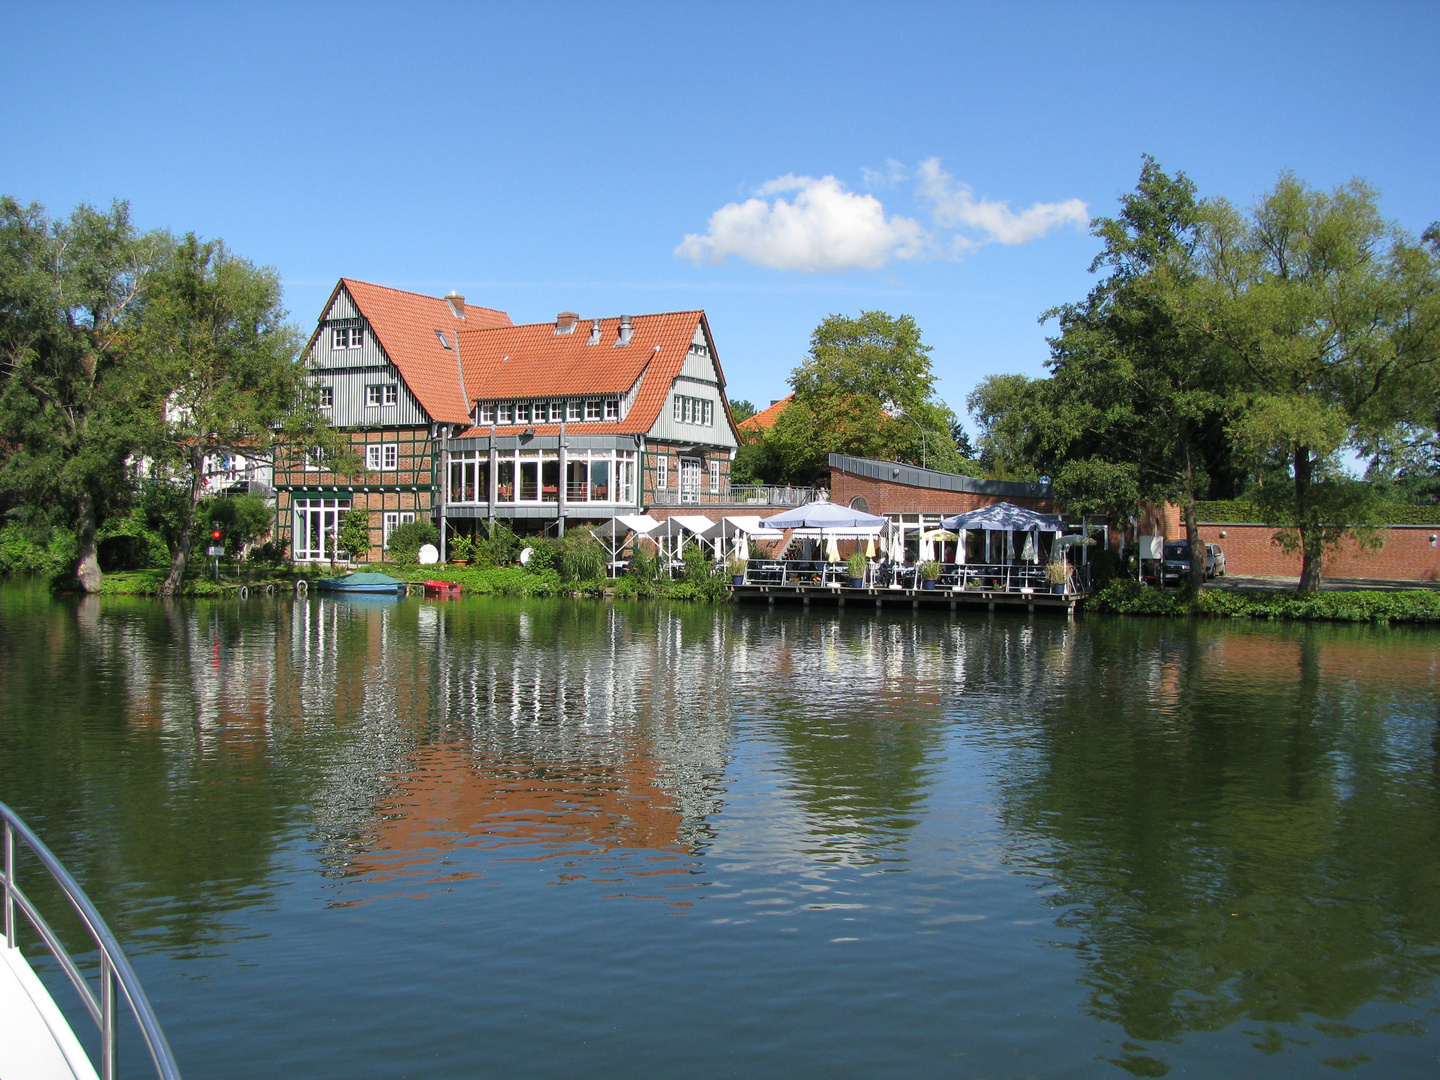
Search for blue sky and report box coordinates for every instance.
[3,2,1436,426]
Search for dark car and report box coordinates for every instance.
[1160,541,1197,586]
[1161,540,1226,584]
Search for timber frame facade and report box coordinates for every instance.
[276,280,741,561]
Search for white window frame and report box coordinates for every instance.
[515,403,531,423]
[478,403,496,424]
[585,399,602,420]
[317,386,333,409]
[367,384,396,408]
[604,399,619,420]
[673,396,683,421]
[567,399,583,421]
[656,455,668,490]
[710,460,721,492]
[498,403,513,424]
[366,443,398,471]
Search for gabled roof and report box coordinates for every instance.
[738,393,793,435]
[308,279,512,425]
[456,311,717,436]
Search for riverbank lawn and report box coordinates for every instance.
[1089,579,1440,623]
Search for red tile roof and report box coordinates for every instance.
[457,312,713,435]
[309,279,513,425]
[737,393,793,434]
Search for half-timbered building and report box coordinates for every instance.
[275,281,740,561]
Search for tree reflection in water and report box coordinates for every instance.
[995,618,1440,1061]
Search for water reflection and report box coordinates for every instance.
[3,581,1440,1075]
[995,619,1440,1061]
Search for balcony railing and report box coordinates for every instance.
[650,484,817,507]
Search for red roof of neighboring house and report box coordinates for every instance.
[311,279,513,425]
[455,312,714,436]
[737,393,793,434]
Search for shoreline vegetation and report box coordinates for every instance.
[9,564,1440,625]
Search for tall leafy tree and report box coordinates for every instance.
[127,234,350,595]
[1042,158,1235,585]
[764,311,965,481]
[1181,175,1440,590]
[0,198,159,591]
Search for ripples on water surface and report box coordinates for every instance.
[2,581,1439,1078]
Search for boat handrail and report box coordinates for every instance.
[2,800,183,1080]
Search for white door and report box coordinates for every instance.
[294,498,351,561]
[680,457,702,504]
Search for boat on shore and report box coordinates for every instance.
[316,572,408,594]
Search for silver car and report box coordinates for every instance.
[1205,543,1226,578]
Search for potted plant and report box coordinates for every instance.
[449,534,474,566]
[845,551,868,588]
[727,556,748,586]
[1046,558,1071,593]
[917,560,942,590]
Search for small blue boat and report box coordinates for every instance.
[317,572,409,594]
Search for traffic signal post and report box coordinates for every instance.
[208,528,225,581]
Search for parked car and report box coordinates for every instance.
[1205,542,1226,578]
[1160,541,1193,586]
[220,480,273,498]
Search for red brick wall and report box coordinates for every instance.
[829,469,1054,517]
[1192,523,1440,581]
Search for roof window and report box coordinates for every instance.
[434,329,452,349]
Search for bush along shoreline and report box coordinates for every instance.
[1086,579,1440,624]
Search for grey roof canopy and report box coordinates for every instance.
[940,502,1065,532]
[760,502,888,530]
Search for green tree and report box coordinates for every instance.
[1042,158,1234,585]
[1181,175,1440,590]
[127,234,352,595]
[336,507,371,562]
[0,198,160,591]
[766,311,964,480]
[200,493,274,557]
[966,373,1049,481]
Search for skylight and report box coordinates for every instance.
[435,329,451,349]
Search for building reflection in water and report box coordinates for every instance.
[8,585,1440,1067]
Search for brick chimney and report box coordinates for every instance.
[555,311,579,335]
[445,292,465,319]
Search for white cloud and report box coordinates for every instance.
[675,174,926,273]
[915,158,1088,246]
[676,161,1088,273]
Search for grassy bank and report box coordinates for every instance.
[1087,579,1440,624]
[80,562,729,601]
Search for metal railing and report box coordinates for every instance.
[738,561,1091,594]
[650,484,817,507]
[2,800,182,1080]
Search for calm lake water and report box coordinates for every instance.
[2,581,1439,1079]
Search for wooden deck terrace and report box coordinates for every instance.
[731,561,1086,614]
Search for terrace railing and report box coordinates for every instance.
[2,800,183,1080]
[650,484,816,508]
[737,561,1091,594]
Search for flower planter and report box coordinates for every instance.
[732,575,745,586]
[921,579,937,591]
[1051,583,1067,594]
[849,576,865,589]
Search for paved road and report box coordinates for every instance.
[1205,574,1440,594]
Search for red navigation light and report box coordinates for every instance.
[211,528,223,541]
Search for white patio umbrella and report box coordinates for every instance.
[590,515,660,566]
[702,516,785,560]
[651,515,716,566]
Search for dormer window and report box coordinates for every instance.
[478,403,496,424]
